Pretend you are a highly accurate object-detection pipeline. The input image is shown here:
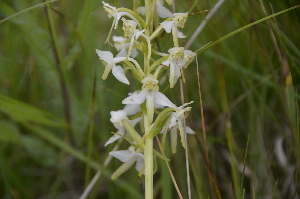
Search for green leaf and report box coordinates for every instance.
[148,107,174,138]
[22,135,59,167]
[0,95,67,128]
[0,121,22,145]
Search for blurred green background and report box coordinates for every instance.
[0,0,299,198]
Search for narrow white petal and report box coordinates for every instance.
[129,117,141,127]
[162,59,171,66]
[113,56,126,63]
[113,35,127,43]
[109,148,135,162]
[130,48,138,58]
[156,2,173,18]
[177,29,187,38]
[168,114,177,130]
[136,6,146,15]
[112,65,130,85]
[104,129,125,146]
[122,90,147,105]
[135,155,145,172]
[186,126,196,134]
[160,21,173,33]
[159,125,168,134]
[135,30,145,40]
[154,91,176,108]
[116,48,127,58]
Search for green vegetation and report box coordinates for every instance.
[0,0,299,198]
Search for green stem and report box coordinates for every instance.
[144,113,153,199]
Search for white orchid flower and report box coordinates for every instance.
[162,47,185,88]
[96,49,129,85]
[113,36,138,58]
[122,75,175,121]
[102,1,141,43]
[137,0,173,19]
[161,101,195,153]
[160,12,188,39]
[162,47,196,87]
[122,18,150,59]
[105,110,140,146]
[109,146,144,179]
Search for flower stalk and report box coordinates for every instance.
[96,1,196,198]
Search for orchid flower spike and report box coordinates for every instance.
[122,74,175,121]
[96,49,129,84]
[105,110,140,146]
[137,0,173,19]
[113,36,138,58]
[109,146,144,179]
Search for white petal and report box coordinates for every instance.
[123,104,140,115]
[160,21,173,33]
[177,29,187,38]
[135,29,145,40]
[114,12,124,29]
[96,50,114,64]
[130,48,138,58]
[110,110,127,124]
[112,65,130,85]
[122,90,147,105]
[136,6,146,15]
[116,48,127,58]
[113,56,126,64]
[135,154,145,172]
[156,2,173,18]
[162,59,171,66]
[186,126,196,134]
[159,125,168,134]
[168,114,177,130]
[129,117,141,127]
[184,50,194,56]
[109,148,135,162]
[154,91,176,108]
[104,129,125,146]
[154,103,164,109]
[113,35,127,43]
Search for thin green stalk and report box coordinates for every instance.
[45,5,73,146]
[0,0,58,25]
[216,54,240,198]
[196,5,300,55]
[84,59,97,188]
[144,113,153,199]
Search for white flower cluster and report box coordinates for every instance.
[97,1,196,179]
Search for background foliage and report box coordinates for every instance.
[0,0,299,198]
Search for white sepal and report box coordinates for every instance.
[156,1,173,18]
[112,65,130,85]
[122,90,147,105]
